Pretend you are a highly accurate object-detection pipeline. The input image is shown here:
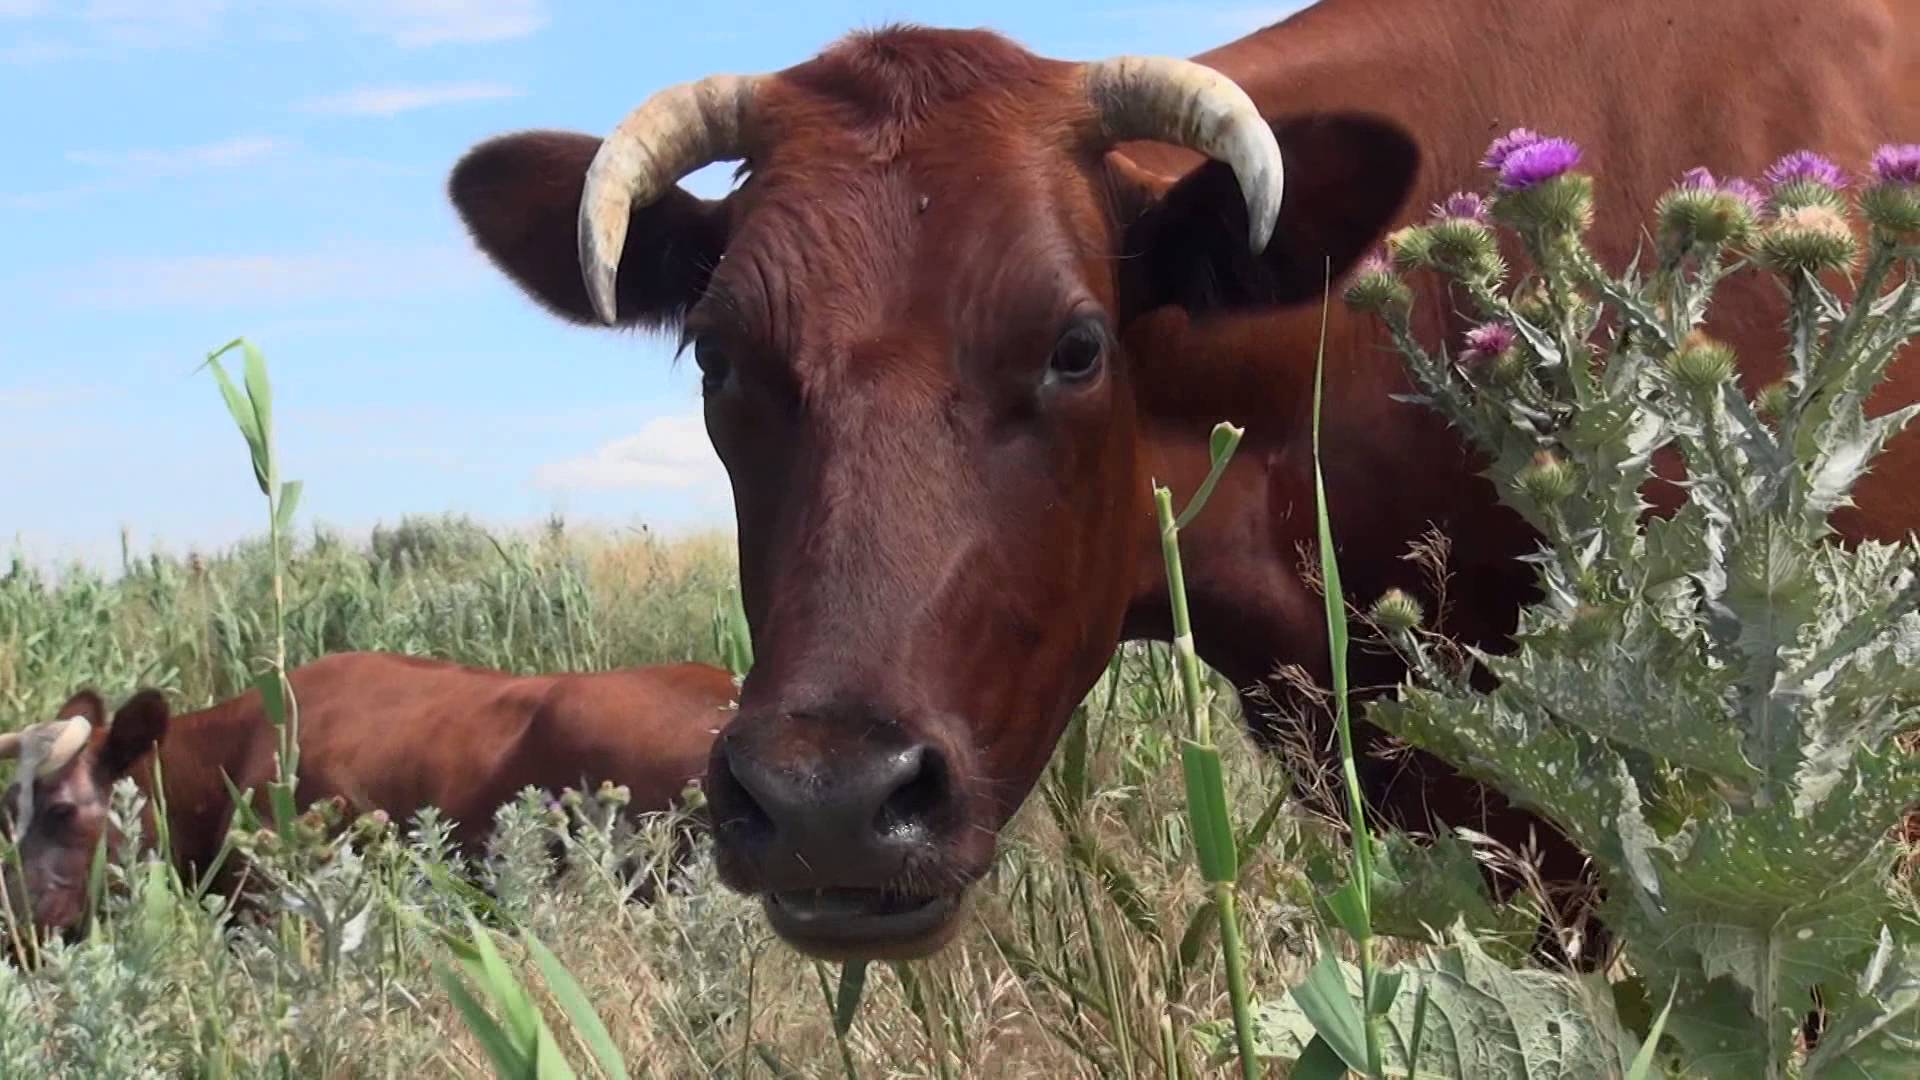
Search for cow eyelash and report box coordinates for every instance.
[692,337,733,394]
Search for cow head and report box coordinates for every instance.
[450,26,1416,958]
[1,690,168,934]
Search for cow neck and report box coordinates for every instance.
[137,694,260,873]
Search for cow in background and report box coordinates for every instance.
[1,651,736,933]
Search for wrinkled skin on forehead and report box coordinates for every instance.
[2,691,168,935]
[450,24,1415,959]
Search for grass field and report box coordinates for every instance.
[1,516,1349,1077]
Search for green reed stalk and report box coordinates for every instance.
[1308,279,1383,1076]
[202,339,302,837]
[1152,419,1258,1080]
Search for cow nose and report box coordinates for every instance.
[712,715,952,885]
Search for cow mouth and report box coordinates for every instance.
[763,888,963,958]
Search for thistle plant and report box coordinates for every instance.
[1353,131,1920,1077]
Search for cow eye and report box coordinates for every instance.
[1048,320,1106,384]
[693,337,732,394]
[41,802,75,829]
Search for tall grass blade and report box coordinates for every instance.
[524,931,630,1080]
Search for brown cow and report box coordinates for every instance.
[447,0,1920,959]
[0,652,736,934]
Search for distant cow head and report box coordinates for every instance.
[451,26,1415,958]
[1,690,168,935]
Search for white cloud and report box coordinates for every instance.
[298,81,522,117]
[56,245,483,309]
[0,37,81,63]
[68,135,290,175]
[9,0,545,54]
[0,382,114,412]
[535,415,725,493]
[82,0,230,48]
[332,0,547,47]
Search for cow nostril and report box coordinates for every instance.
[718,736,776,840]
[875,744,948,840]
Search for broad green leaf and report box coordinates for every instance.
[1804,925,1920,1078]
[1179,741,1237,882]
[275,480,303,536]
[241,340,275,485]
[1319,879,1370,942]
[1291,945,1370,1074]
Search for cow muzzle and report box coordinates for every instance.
[705,705,983,959]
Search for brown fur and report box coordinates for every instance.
[3,652,736,932]
[448,0,1920,959]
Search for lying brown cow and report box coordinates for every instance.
[0,651,736,933]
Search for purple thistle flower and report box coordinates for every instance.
[1677,167,1718,191]
[1433,191,1491,223]
[1498,138,1583,191]
[1464,322,1518,356]
[1764,150,1847,191]
[1481,128,1544,172]
[1719,177,1767,216]
[1356,245,1392,276]
[1871,143,1920,185]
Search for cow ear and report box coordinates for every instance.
[449,131,731,330]
[1116,112,1419,318]
[58,690,107,728]
[102,690,169,777]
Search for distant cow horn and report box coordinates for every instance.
[1081,56,1285,253]
[577,74,763,325]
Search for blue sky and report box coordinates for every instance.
[1,1,1306,569]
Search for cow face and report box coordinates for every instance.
[451,27,1415,958]
[1,690,168,935]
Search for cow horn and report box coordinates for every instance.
[577,73,763,326]
[20,717,91,780]
[1081,56,1285,253]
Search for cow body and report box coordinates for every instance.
[450,0,1920,959]
[3,652,736,931]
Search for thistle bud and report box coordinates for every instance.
[1488,349,1531,386]
[1370,589,1425,632]
[1567,604,1617,648]
[1431,191,1492,225]
[352,810,392,843]
[1755,380,1791,422]
[1657,170,1758,248]
[1861,144,1920,235]
[1763,150,1849,214]
[1342,247,1411,315]
[1427,218,1505,282]
[1511,285,1553,329]
[1517,451,1577,505]
[1387,225,1438,271]
[1756,205,1858,275]
[1487,135,1592,234]
[1666,333,1738,390]
[560,789,585,811]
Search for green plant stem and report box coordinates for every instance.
[1152,477,1260,1080]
